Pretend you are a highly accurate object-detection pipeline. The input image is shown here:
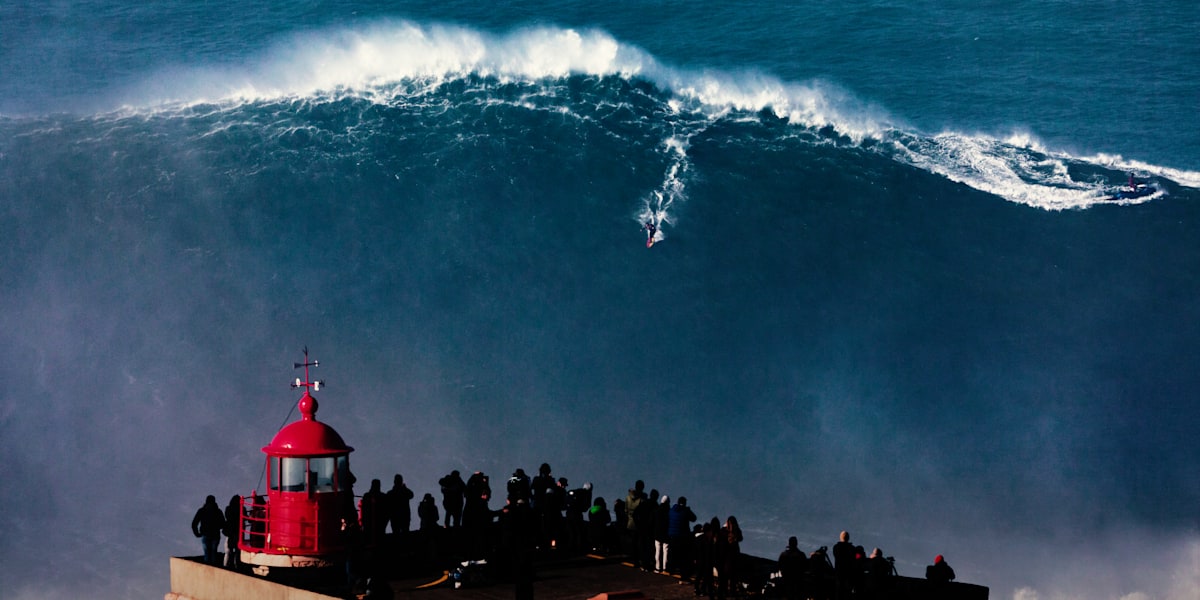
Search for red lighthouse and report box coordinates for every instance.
[240,351,355,575]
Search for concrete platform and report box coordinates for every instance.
[169,554,697,600]
[386,555,698,600]
[169,547,988,600]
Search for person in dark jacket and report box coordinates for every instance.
[809,546,834,600]
[191,495,226,565]
[544,477,569,548]
[666,497,698,540]
[417,493,440,530]
[530,464,555,509]
[386,474,414,534]
[667,497,697,575]
[501,498,536,600]
[529,463,559,550]
[866,548,895,599]
[925,554,956,582]
[463,471,492,528]
[341,516,363,593]
[587,497,611,552]
[360,479,387,546]
[463,471,493,556]
[631,486,656,570]
[507,468,531,503]
[694,518,719,599]
[777,536,808,600]
[565,482,592,551]
[716,516,743,599]
[438,470,466,528]
[832,531,856,600]
[416,493,442,566]
[222,495,242,569]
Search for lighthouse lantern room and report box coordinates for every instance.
[239,351,355,575]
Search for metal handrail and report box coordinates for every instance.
[239,494,345,554]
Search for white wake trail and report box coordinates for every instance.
[637,135,696,245]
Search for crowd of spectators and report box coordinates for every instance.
[198,462,957,599]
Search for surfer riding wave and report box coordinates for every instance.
[643,220,658,248]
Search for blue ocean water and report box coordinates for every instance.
[1,2,1198,599]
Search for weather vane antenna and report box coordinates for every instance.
[291,345,326,392]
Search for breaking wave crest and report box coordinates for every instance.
[122,19,1197,211]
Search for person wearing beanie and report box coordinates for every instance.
[926,554,956,582]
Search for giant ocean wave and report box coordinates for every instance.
[98,20,1197,212]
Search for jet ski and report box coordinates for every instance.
[1111,183,1154,200]
[1109,174,1155,200]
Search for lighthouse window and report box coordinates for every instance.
[336,455,351,490]
[280,457,308,492]
[268,458,280,491]
[311,457,336,493]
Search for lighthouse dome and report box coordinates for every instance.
[262,391,354,457]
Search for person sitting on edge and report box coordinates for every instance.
[926,554,956,582]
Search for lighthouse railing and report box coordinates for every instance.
[239,492,346,555]
[240,495,270,552]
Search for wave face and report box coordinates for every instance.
[2,10,1200,600]
[64,21,1200,210]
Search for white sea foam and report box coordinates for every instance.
[1081,152,1200,189]
[136,20,884,135]
[139,21,653,106]
[887,131,1160,210]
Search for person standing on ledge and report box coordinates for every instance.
[832,531,856,600]
[222,494,242,569]
[439,470,466,528]
[191,494,226,565]
[387,474,414,534]
[777,536,809,600]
